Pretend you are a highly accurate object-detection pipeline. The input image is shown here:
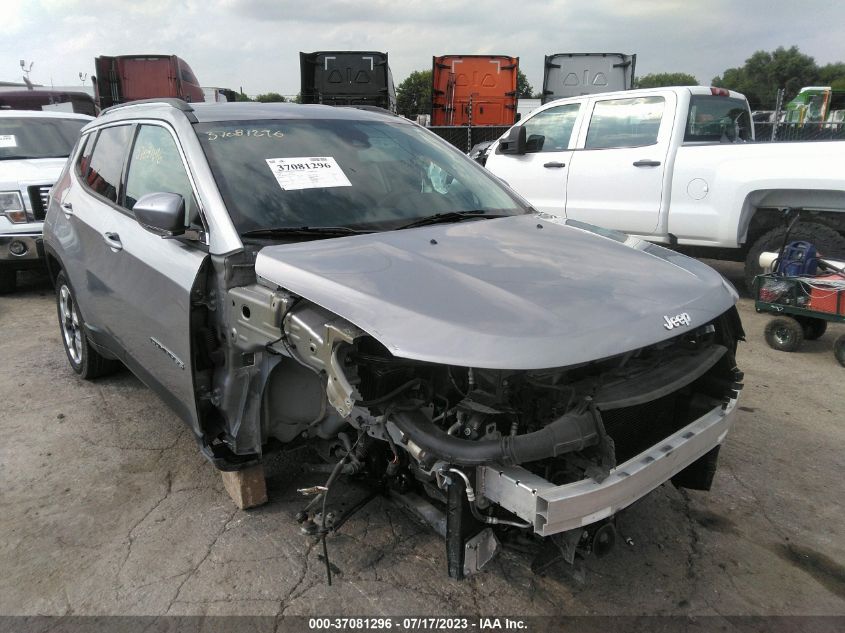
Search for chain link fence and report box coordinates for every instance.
[755,121,845,142]
[428,126,511,153]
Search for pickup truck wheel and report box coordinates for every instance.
[744,222,845,292]
[764,316,804,352]
[55,271,120,379]
[834,334,845,367]
[795,316,827,340]
[0,268,16,294]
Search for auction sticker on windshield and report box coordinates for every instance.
[266,156,352,191]
[0,135,17,148]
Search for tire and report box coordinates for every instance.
[764,316,804,352]
[744,222,845,293]
[834,334,845,368]
[55,270,120,379]
[0,268,16,294]
[795,316,827,340]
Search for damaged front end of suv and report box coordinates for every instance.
[196,215,744,579]
[43,102,745,579]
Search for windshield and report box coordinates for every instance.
[195,118,529,233]
[685,96,753,143]
[0,117,87,160]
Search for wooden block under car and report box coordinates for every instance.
[221,464,268,509]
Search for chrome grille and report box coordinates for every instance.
[28,185,51,221]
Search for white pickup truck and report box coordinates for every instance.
[483,86,845,289]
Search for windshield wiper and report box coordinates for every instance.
[240,226,373,239]
[395,210,505,230]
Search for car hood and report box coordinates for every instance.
[0,157,66,188]
[254,214,737,369]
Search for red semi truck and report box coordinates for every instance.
[93,55,205,109]
[431,55,518,126]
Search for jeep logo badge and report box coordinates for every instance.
[663,312,692,330]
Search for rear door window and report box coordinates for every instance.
[520,103,581,152]
[85,125,132,203]
[76,132,95,178]
[584,96,665,149]
[685,96,753,142]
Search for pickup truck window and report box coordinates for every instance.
[685,96,752,143]
[585,96,665,149]
[0,117,87,161]
[521,103,581,152]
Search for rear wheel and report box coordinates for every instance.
[744,222,845,292]
[834,334,845,367]
[55,271,120,379]
[764,316,804,352]
[795,316,828,340]
[0,268,16,294]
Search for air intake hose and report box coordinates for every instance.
[390,408,599,466]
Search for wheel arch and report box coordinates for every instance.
[43,244,63,287]
[738,188,845,248]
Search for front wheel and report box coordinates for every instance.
[764,316,804,352]
[55,270,120,379]
[744,221,845,293]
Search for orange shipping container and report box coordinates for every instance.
[431,55,518,126]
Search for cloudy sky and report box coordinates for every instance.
[4,0,845,97]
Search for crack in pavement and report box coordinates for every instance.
[162,506,240,614]
[276,537,320,617]
[116,471,173,587]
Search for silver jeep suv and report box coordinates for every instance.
[44,100,743,578]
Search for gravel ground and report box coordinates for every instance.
[0,262,843,619]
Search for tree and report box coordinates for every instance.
[634,72,698,89]
[712,46,820,109]
[396,70,432,118]
[818,63,845,90]
[516,69,534,99]
[254,92,286,103]
[235,91,252,102]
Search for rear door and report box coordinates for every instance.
[485,102,583,217]
[62,123,135,344]
[564,93,675,236]
[100,122,208,426]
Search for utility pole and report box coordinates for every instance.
[20,59,34,80]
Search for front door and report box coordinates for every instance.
[565,93,675,236]
[96,122,207,428]
[485,102,582,218]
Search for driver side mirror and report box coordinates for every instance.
[499,125,526,155]
[133,192,185,237]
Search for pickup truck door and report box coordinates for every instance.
[565,92,676,236]
[484,102,583,217]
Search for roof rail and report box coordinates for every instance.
[99,98,196,118]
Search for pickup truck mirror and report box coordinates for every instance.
[499,126,526,155]
[133,192,186,237]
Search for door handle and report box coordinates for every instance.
[103,232,122,251]
[633,159,661,167]
[61,202,73,216]
[543,161,566,168]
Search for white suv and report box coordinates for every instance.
[0,110,91,292]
